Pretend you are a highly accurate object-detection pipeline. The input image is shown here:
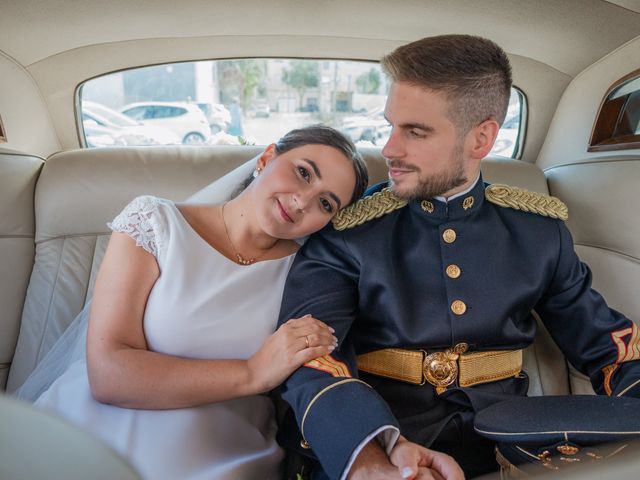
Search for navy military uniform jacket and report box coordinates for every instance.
[277,177,640,479]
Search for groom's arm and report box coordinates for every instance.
[278,228,400,479]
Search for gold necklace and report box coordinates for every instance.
[220,202,272,265]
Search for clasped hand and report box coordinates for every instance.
[349,436,464,480]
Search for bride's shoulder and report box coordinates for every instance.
[108,195,174,257]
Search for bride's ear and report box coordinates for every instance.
[256,144,277,171]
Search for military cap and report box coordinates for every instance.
[474,395,640,474]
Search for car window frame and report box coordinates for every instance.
[588,67,640,152]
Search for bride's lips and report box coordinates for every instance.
[277,199,294,223]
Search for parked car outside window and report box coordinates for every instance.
[82,101,180,146]
[120,102,211,144]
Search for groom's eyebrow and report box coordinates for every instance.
[401,122,434,132]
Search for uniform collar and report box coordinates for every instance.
[408,174,485,221]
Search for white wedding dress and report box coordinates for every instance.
[33,195,295,480]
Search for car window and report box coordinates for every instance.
[78,59,525,155]
[590,69,640,151]
[169,107,187,117]
[122,106,147,121]
[490,88,526,159]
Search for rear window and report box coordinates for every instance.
[78,59,525,157]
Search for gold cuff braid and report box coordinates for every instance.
[332,188,407,231]
[485,184,568,221]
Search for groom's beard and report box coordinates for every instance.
[389,143,467,201]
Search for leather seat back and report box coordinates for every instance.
[6,147,568,397]
[0,150,43,389]
[546,157,640,394]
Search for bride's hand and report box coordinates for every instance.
[247,315,338,393]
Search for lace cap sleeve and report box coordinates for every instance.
[107,195,165,257]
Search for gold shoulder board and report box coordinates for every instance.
[332,187,407,231]
[485,184,568,221]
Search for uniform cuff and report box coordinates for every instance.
[303,380,399,479]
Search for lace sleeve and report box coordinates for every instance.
[107,195,164,257]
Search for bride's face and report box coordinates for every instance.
[251,144,357,239]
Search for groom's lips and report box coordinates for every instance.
[388,167,415,179]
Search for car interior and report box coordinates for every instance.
[1,0,640,478]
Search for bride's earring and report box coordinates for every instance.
[252,167,263,179]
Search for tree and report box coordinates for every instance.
[282,60,319,109]
[217,59,266,108]
[356,68,381,94]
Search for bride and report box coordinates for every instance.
[16,125,368,480]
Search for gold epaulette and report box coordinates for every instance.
[331,187,407,231]
[485,184,568,221]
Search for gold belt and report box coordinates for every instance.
[357,344,523,394]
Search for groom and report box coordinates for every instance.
[277,34,640,480]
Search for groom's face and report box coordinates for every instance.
[381,82,469,201]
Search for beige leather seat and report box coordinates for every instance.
[545,155,640,394]
[0,150,43,390]
[6,146,568,397]
[0,393,140,480]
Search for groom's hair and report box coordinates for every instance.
[381,34,512,135]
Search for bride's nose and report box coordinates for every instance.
[293,191,312,212]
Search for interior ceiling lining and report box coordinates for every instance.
[1,0,639,77]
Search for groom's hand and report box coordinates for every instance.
[390,436,464,480]
[347,436,464,480]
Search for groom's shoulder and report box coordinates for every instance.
[330,182,406,232]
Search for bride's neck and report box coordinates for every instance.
[223,195,279,252]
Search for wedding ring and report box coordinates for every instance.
[305,336,310,349]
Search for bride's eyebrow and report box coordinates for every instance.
[328,192,342,209]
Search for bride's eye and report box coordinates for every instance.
[320,198,334,213]
[298,166,311,182]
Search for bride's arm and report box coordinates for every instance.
[87,232,336,410]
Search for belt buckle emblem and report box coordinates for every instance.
[423,350,459,394]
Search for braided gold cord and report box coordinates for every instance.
[485,184,568,221]
[332,188,407,231]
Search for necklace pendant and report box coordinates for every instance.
[236,253,255,265]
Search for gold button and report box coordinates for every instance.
[442,228,456,243]
[451,300,467,315]
[421,200,434,213]
[300,439,310,449]
[446,264,461,279]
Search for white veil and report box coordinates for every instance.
[14,301,91,402]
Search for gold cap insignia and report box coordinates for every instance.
[485,184,568,221]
